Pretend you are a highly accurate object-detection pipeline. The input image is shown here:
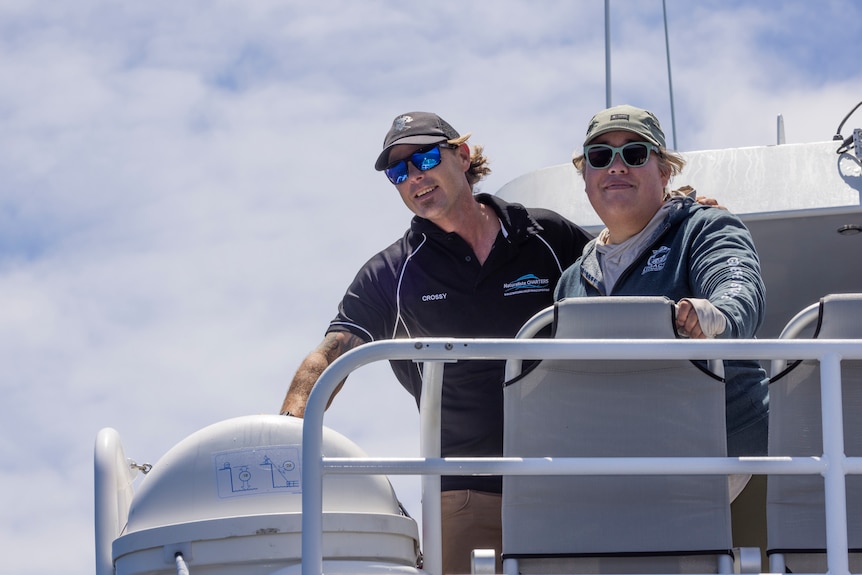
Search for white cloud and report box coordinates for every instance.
[1,1,861,573]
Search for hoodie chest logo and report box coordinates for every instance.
[642,246,671,275]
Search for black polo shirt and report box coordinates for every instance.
[328,193,591,492]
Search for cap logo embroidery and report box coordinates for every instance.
[393,115,413,133]
[609,114,630,121]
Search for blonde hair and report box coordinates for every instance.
[448,134,491,188]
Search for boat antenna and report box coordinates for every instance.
[777,114,786,145]
[604,0,612,107]
[606,0,678,147]
[662,0,678,150]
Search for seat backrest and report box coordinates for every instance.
[551,294,678,338]
[502,297,732,574]
[767,293,862,573]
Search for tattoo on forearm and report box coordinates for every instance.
[319,332,362,362]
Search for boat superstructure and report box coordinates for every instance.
[95,119,862,575]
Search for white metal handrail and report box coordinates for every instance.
[300,338,862,575]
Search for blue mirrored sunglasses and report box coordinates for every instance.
[384,143,455,185]
[583,142,659,169]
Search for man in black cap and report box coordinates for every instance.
[281,111,592,573]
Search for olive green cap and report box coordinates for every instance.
[583,104,666,148]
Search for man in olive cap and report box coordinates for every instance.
[561,103,769,562]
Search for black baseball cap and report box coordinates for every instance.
[374,112,461,171]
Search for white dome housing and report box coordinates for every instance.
[108,415,420,575]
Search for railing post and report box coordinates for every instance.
[419,361,446,575]
[821,352,850,575]
[301,379,328,575]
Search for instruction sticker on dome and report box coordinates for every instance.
[214,445,302,498]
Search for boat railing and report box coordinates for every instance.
[302,338,862,575]
[300,337,862,575]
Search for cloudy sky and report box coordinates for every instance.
[1,1,861,573]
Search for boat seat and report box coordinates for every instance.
[501,296,735,574]
[766,293,862,573]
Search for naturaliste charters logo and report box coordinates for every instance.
[504,274,550,296]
